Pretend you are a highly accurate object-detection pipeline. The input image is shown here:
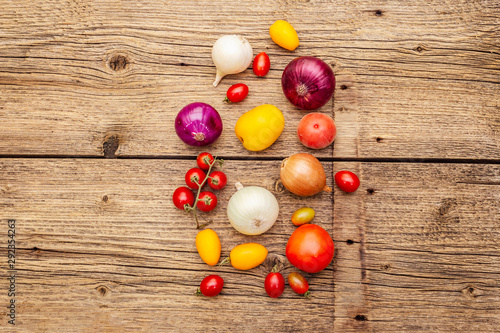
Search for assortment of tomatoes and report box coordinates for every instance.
[174,20,362,299]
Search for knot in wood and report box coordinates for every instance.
[274,179,285,193]
[103,135,119,158]
[355,314,368,321]
[108,54,130,71]
[96,285,110,296]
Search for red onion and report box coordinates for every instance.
[175,102,223,146]
[281,56,335,110]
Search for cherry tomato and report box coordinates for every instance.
[286,224,334,273]
[291,207,315,226]
[208,171,227,190]
[172,187,195,210]
[196,229,221,266]
[334,170,360,193]
[198,275,224,297]
[226,243,268,270]
[225,83,249,103]
[297,113,336,149]
[196,152,214,171]
[185,168,206,189]
[197,191,217,212]
[253,52,271,77]
[288,272,310,296]
[265,268,285,298]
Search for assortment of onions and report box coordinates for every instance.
[212,35,253,87]
[281,56,336,110]
[280,153,332,197]
[175,102,223,146]
[227,182,279,236]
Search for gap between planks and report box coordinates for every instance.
[0,154,499,165]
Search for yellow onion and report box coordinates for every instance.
[280,153,331,196]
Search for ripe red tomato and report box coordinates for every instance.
[253,52,270,77]
[208,171,227,190]
[264,270,285,298]
[196,152,214,170]
[185,168,207,189]
[197,191,217,212]
[297,113,336,149]
[198,275,224,297]
[225,83,249,103]
[288,272,310,296]
[172,187,195,210]
[286,224,334,273]
[334,170,360,193]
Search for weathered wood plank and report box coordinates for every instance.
[0,0,498,159]
[0,158,334,332]
[333,162,500,332]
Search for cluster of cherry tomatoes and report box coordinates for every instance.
[172,153,227,227]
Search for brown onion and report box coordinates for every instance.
[280,153,332,196]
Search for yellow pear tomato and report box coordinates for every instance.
[229,243,268,270]
[235,104,285,151]
[291,207,315,226]
[269,20,299,51]
[195,229,221,266]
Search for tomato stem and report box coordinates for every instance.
[188,156,220,229]
[219,257,231,266]
[302,291,311,298]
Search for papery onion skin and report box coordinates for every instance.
[280,153,332,196]
[175,102,223,147]
[227,185,279,235]
[281,56,335,110]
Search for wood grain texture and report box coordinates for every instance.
[0,158,334,332]
[333,162,500,332]
[1,0,499,159]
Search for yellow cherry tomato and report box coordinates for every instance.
[291,207,315,226]
[269,20,299,51]
[229,243,268,270]
[235,104,285,151]
[196,229,221,266]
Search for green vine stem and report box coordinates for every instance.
[184,156,223,229]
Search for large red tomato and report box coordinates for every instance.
[286,224,334,273]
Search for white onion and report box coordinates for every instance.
[227,182,279,236]
[212,35,253,87]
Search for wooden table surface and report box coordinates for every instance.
[1,1,499,332]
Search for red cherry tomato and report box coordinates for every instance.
[198,275,224,297]
[225,83,249,103]
[288,272,310,296]
[185,168,207,189]
[264,269,285,298]
[286,224,334,273]
[197,191,217,212]
[334,170,360,193]
[208,171,227,190]
[297,113,336,149]
[253,52,270,77]
[196,152,214,171]
[172,187,195,210]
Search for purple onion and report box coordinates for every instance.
[175,102,223,146]
[281,56,336,110]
